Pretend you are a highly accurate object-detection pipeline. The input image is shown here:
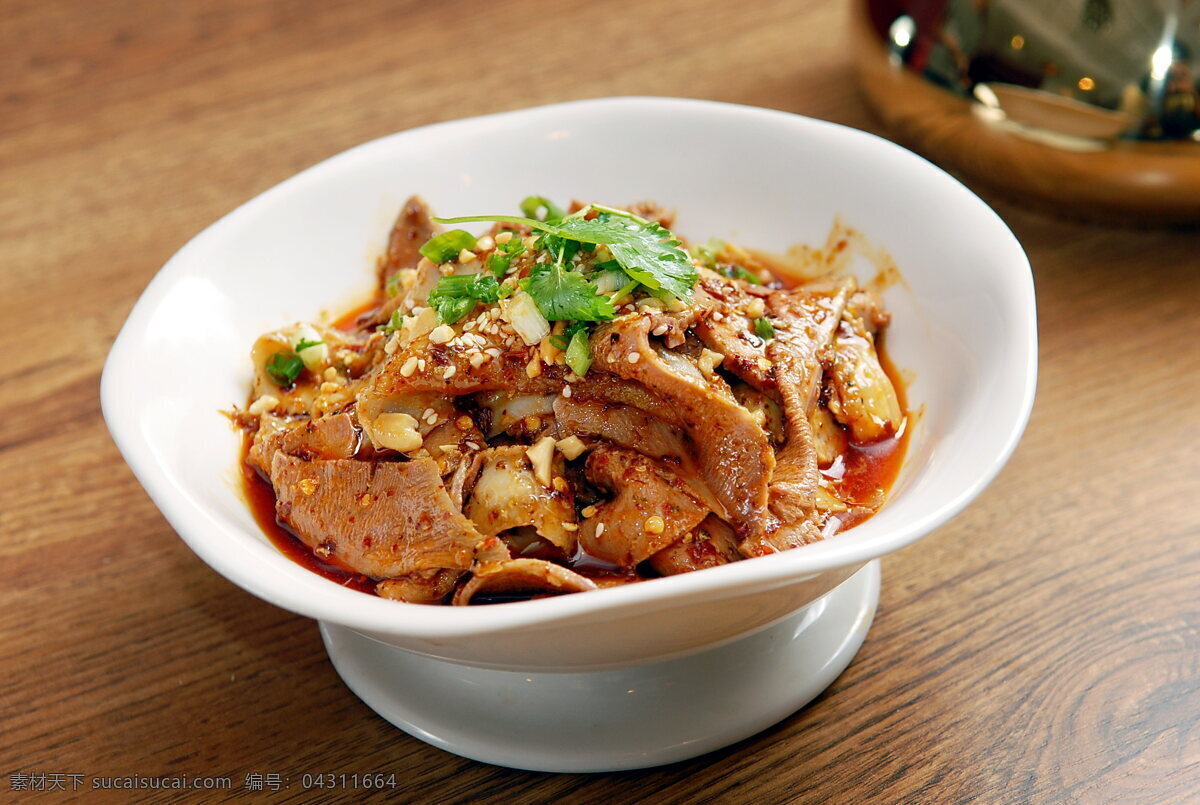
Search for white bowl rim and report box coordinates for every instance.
[102,96,1037,639]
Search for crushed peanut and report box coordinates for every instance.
[247,394,279,416]
[428,324,455,345]
[555,435,586,460]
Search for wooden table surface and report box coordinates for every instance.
[3,1,1198,802]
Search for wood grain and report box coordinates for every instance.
[2,1,1199,802]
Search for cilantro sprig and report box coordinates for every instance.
[427,273,501,324]
[434,205,697,302]
[519,263,615,322]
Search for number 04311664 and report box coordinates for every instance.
[300,773,397,790]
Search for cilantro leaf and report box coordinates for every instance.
[435,210,697,301]
[427,273,501,324]
[754,317,775,340]
[520,263,615,322]
[265,351,305,387]
[419,230,477,263]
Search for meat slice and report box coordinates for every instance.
[741,281,851,556]
[553,396,687,462]
[579,447,711,568]
[827,307,903,442]
[248,412,359,476]
[376,569,462,605]
[590,316,774,538]
[271,454,481,577]
[691,274,774,390]
[464,446,577,552]
[648,515,740,576]
[378,195,437,293]
[452,559,597,605]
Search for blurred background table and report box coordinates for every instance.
[2,1,1198,802]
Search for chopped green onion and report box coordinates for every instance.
[725,265,764,286]
[564,326,593,377]
[519,196,565,223]
[692,238,725,269]
[385,272,403,297]
[754,317,775,340]
[265,351,305,386]
[294,338,324,352]
[379,309,407,334]
[419,230,477,263]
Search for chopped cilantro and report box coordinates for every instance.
[265,351,305,386]
[520,263,615,322]
[419,229,477,263]
[294,338,324,352]
[754,317,775,340]
[427,273,501,324]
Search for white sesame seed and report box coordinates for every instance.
[596,523,606,537]
[465,441,480,450]
[422,408,435,420]
[626,352,641,364]
[418,358,426,372]
[563,385,572,398]
[651,323,669,336]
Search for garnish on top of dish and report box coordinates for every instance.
[234,197,907,605]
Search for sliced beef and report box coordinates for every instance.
[452,557,597,605]
[553,396,687,462]
[648,515,740,576]
[741,281,851,556]
[271,454,481,577]
[827,307,903,442]
[590,316,774,538]
[464,446,577,552]
[248,412,359,476]
[378,195,437,293]
[376,569,462,605]
[579,446,711,568]
[691,275,774,390]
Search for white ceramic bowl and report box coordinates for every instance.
[102,97,1035,673]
